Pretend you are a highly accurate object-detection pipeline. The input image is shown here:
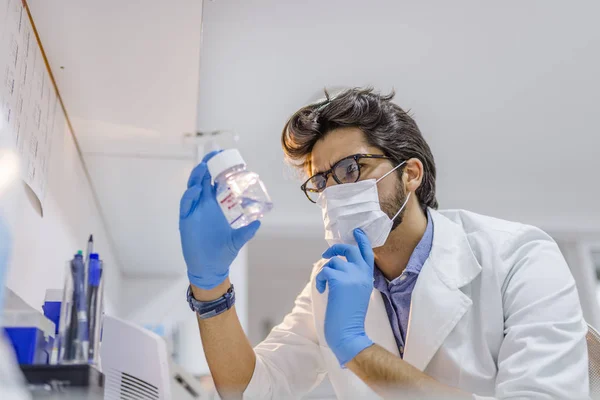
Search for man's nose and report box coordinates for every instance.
[325,174,338,189]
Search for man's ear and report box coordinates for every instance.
[403,158,424,193]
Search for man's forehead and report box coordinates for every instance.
[308,127,371,175]
[311,151,374,176]
[310,151,349,175]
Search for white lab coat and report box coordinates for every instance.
[244,209,589,399]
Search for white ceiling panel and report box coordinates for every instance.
[27,0,202,136]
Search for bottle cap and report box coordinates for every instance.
[207,149,246,178]
[90,253,99,260]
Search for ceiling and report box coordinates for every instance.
[26,0,600,276]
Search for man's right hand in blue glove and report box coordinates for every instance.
[179,151,261,290]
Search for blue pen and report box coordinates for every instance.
[87,253,102,362]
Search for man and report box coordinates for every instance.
[179,88,589,399]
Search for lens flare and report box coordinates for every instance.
[0,150,20,196]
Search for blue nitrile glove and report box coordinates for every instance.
[179,151,261,290]
[316,228,375,366]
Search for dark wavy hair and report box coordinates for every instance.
[281,87,438,211]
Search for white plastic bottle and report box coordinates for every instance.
[207,149,273,228]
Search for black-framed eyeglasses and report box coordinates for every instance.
[300,153,393,203]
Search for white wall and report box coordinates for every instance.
[556,239,600,329]
[120,247,249,376]
[247,229,325,344]
[5,123,123,315]
[198,0,600,233]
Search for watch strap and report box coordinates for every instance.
[187,284,235,320]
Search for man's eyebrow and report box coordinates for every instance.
[315,153,362,176]
[312,158,338,176]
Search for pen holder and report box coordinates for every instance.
[57,261,88,364]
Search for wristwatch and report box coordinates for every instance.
[187,284,235,320]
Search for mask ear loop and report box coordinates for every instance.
[376,160,407,184]
[391,192,411,222]
[375,160,410,222]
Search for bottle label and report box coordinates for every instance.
[217,187,244,225]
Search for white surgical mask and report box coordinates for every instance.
[317,162,410,248]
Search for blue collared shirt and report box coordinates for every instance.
[373,210,434,357]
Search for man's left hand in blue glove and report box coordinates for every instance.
[317,229,470,399]
[316,228,375,366]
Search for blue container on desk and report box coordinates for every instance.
[43,289,63,336]
[3,310,56,365]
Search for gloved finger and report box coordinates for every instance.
[187,162,208,189]
[322,244,361,264]
[200,168,214,201]
[201,149,222,163]
[315,266,342,294]
[323,256,351,273]
[231,220,261,251]
[353,228,374,269]
[179,185,202,218]
[187,150,221,188]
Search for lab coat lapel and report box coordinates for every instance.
[365,289,400,357]
[402,209,482,371]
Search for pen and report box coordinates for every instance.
[63,255,76,360]
[87,253,102,362]
[84,235,93,294]
[85,235,94,261]
[72,252,88,361]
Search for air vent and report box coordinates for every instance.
[104,368,159,400]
